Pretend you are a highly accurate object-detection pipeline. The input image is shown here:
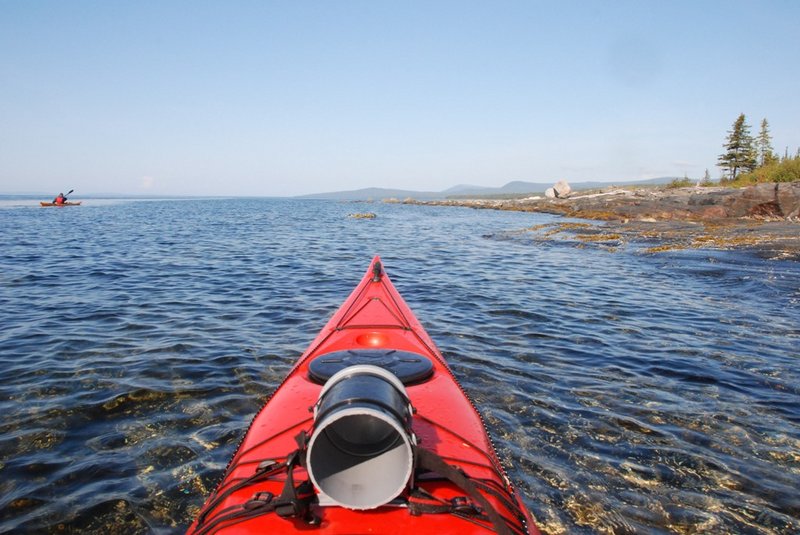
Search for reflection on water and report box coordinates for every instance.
[1,198,798,533]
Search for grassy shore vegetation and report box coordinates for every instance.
[728,155,800,186]
[667,175,694,189]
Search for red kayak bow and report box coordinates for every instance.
[190,256,538,534]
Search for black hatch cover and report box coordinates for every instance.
[308,349,434,385]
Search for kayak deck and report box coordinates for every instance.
[190,257,537,534]
[40,201,82,206]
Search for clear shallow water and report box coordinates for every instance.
[1,197,798,534]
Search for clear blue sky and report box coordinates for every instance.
[1,1,798,197]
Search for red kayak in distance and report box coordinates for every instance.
[189,256,539,534]
[40,201,82,207]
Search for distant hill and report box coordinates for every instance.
[441,184,497,195]
[297,187,445,201]
[297,177,679,201]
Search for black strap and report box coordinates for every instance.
[415,448,515,535]
[274,450,309,518]
[409,487,484,516]
[192,433,317,534]
[194,457,290,526]
[191,455,317,534]
[195,440,518,534]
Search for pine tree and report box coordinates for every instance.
[718,113,757,180]
[756,118,776,166]
[700,168,713,186]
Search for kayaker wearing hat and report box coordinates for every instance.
[53,192,67,205]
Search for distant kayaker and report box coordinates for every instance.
[53,192,67,205]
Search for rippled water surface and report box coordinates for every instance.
[1,197,798,534]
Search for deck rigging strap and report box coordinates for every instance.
[191,449,317,534]
[414,447,517,535]
[192,435,521,535]
[194,458,289,527]
[192,433,317,534]
[274,449,316,520]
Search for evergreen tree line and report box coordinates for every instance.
[716,113,799,185]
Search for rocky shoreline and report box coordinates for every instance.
[396,182,800,259]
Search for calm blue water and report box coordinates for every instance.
[1,197,798,534]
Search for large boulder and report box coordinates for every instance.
[724,182,800,219]
[545,187,557,198]
[553,180,572,198]
[777,182,800,220]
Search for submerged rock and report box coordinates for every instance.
[523,219,800,259]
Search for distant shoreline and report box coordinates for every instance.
[396,182,800,259]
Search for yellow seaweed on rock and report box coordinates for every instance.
[575,233,622,243]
